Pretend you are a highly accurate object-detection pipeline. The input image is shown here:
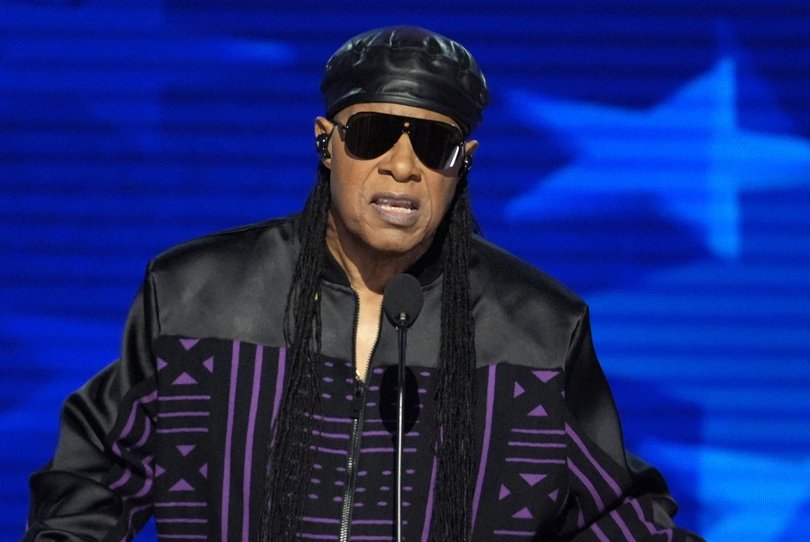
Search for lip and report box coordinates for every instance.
[370,192,421,227]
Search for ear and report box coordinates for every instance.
[314,117,334,167]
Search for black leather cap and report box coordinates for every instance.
[321,26,489,137]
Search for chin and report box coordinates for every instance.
[364,231,430,257]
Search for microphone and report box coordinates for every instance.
[382,273,423,542]
[383,273,423,329]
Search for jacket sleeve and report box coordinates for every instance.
[554,305,704,542]
[23,275,160,542]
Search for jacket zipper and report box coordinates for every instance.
[338,292,382,542]
[338,385,366,542]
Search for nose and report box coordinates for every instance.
[380,133,421,182]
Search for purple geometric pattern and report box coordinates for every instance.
[471,364,568,537]
[148,336,288,541]
[294,361,440,540]
[104,383,158,539]
[152,337,213,539]
[107,337,686,540]
[469,363,677,540]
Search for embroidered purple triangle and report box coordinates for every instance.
[157,358,168,371]
[532,370,558,383]
[520,473,546,487]
[155,464,165,478]
[548,489,559,502]
[177,444,196,457]
[513,382,525,398]
[172,372,198,386]
[170,478,194,491]
[528,404,548,417]
[179,338,199,351]
[499,484,511,500]
[199,463,208,479]
[512,507,533,519]
[202,356,214,373]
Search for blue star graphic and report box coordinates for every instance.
[505,58,810,259]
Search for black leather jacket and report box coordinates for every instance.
[25,216,702,541]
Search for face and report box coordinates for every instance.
[316,102,478,260]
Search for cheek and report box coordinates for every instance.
[329,166,367,223]
[429,182,459,223]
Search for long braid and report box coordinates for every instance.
[432,174,479,541]
[259,164,331,540]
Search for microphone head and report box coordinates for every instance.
[382,273,424,329]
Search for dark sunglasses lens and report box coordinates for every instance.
[409,120,462,169]
[344,114,401,159]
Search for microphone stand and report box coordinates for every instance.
[395,313,407,542]
[382,273,422,542]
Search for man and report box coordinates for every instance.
[25,26,702,541]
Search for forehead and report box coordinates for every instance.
[334,102,458,128]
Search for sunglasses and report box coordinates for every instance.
[331,112,465,170]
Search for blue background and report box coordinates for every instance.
[2,1,809,540]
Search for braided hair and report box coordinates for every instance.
[259,163,480,541]
[259,164,330,539]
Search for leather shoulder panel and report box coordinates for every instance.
[469,236,587,370]
[147,216,299,347]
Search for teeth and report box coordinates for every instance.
[379,204,413,213]
[375,198,416,210]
